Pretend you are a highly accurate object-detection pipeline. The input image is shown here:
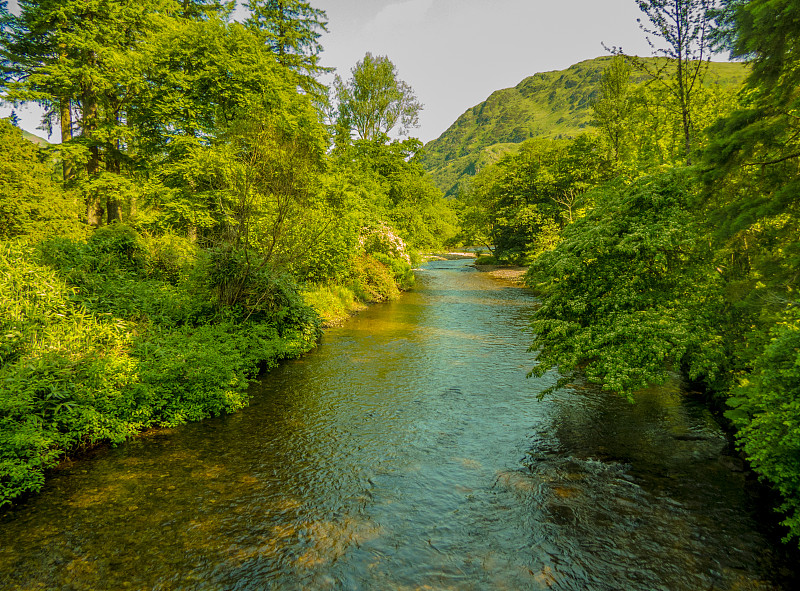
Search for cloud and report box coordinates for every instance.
[365,0,435,31]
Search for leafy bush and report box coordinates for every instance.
[727,309,800,542]
[474,255,499,265]
[140,232,199,283]
[371,252,415,291]
[0,243,140,503]
[0,235,320,507]
[302,284,363,325]
[350,254,401,302]
[527,170,728,398]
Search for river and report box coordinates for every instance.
[0,259,796,590]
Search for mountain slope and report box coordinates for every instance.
[21,129,50,146]
[421,56,748,196]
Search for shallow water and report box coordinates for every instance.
[0,259,795,590]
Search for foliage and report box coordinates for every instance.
[619,0,715,162]
[421,57,747,196]
[302,283,363,326]
[4,0,173,224]
[592,56,634,163]
[0,118,81,240]
[694,0,800,543]
[0,231,320,506]
[335,52,422,141]
[349,254,401,303]
[245,0,330,102]
[0,0,434,510]
[333,136,458,251]
[727,309,800,542]
[458,134,610,262]
[527,170,727,398]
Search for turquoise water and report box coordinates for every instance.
[0,260,795,590]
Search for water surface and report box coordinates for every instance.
[0,259,795,590]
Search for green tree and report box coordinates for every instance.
[4,0,170,224]
[708,0,749,55]
[700,0,800,543]
[178,0,232,19]
[592,56,634,163]
[609,0,715,163]
[0,117,80,240]
[527,170,727,398]
[335,52,421,142]
[726,309,800,543]
[0,1,11,85]
[244,0,330,104]
[130,19,325,245]
[463,135,610,263]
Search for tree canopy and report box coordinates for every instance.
[334,52,422,142]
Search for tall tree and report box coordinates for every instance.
[609,0,715,163]
[4,1,170,225]
[334,52,421,142]
[592,56,634,163]
[179,0,232,20]
[2,0,80,178]
[0,1,11,85]
[244,0,330,100]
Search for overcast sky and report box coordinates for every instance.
[2,0,656,143]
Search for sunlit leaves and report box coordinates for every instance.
[527,170,727,399]
[334,53,422,141]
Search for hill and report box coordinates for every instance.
[21,129,50,146]
[421,56,749,196]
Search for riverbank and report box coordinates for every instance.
[3,256,796,590]
[472,264,528,285]
[0,230,415,508]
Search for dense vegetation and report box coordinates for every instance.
[421,57,748,197]
[454,0,800,546]
[0,0,456,505]
[2,0,799,554]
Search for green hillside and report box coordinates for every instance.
[21,129,50,146]
[422,56,748,196]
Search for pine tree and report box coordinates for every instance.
[245,0,330,100]
[4,1,168,225]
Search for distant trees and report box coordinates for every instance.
[591,56,633,163]
[334,52,422,142]
[460,135,610,263]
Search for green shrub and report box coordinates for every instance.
[350,254,401,302]
[371,252,415,290]
[0,236,320,507]
[727,309,800,542]
[303,284,363,325]
[0,243,141,504]
[474,255,499,265]
[86,223,148,272]
[140,232,199,284]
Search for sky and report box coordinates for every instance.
[2,0,656,144]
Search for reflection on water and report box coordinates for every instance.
[0,260,796,590]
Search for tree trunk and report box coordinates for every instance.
[83,82,104,227]
[106,155,121,224]
[59,98,74,181]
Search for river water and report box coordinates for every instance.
[0,259,796,590]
